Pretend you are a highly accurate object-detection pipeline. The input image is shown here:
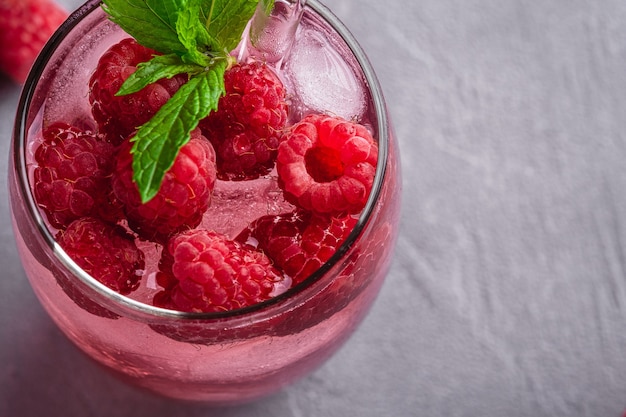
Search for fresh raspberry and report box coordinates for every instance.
[111,129,217,242]
[0,0,68,83]
[276,114,378,215]
[33,122,123,229]
[56,217,145,295]
[199,62,289,180]
[236,210,358,285]
[154,229,289,313]
[88,38,187,144]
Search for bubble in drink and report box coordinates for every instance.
[285,24,366,121]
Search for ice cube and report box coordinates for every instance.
[241,0,305,66]
[285,25,366,121]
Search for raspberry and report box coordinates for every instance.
[111,129,217,242]
[56,217,145,295]
[276,114,378,215]
[33,122,123,229]
[154,229,289,313]
[88,38,187,144]
[236,210,358,285]
[199,62,289,180]
[0,0,68,83]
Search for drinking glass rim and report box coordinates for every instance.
[13,0,390,321]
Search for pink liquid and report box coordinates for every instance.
[27,1,379,307]
[10,0,401,403]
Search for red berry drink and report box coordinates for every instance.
[9,0,401,403]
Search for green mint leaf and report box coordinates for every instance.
[176,2,215,65]
[176,1,204,50]
[102,0,186,53]
[200,0,264,51]
[116,54,202,96]
[131,62,227,203]
[144,0,180,29]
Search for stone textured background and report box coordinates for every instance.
[2,0,626,416]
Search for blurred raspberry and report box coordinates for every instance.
[0,0,68,83]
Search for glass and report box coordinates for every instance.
[8,0,401,404]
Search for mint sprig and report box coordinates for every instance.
[102,0,272,203]
[130,64,226,200]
